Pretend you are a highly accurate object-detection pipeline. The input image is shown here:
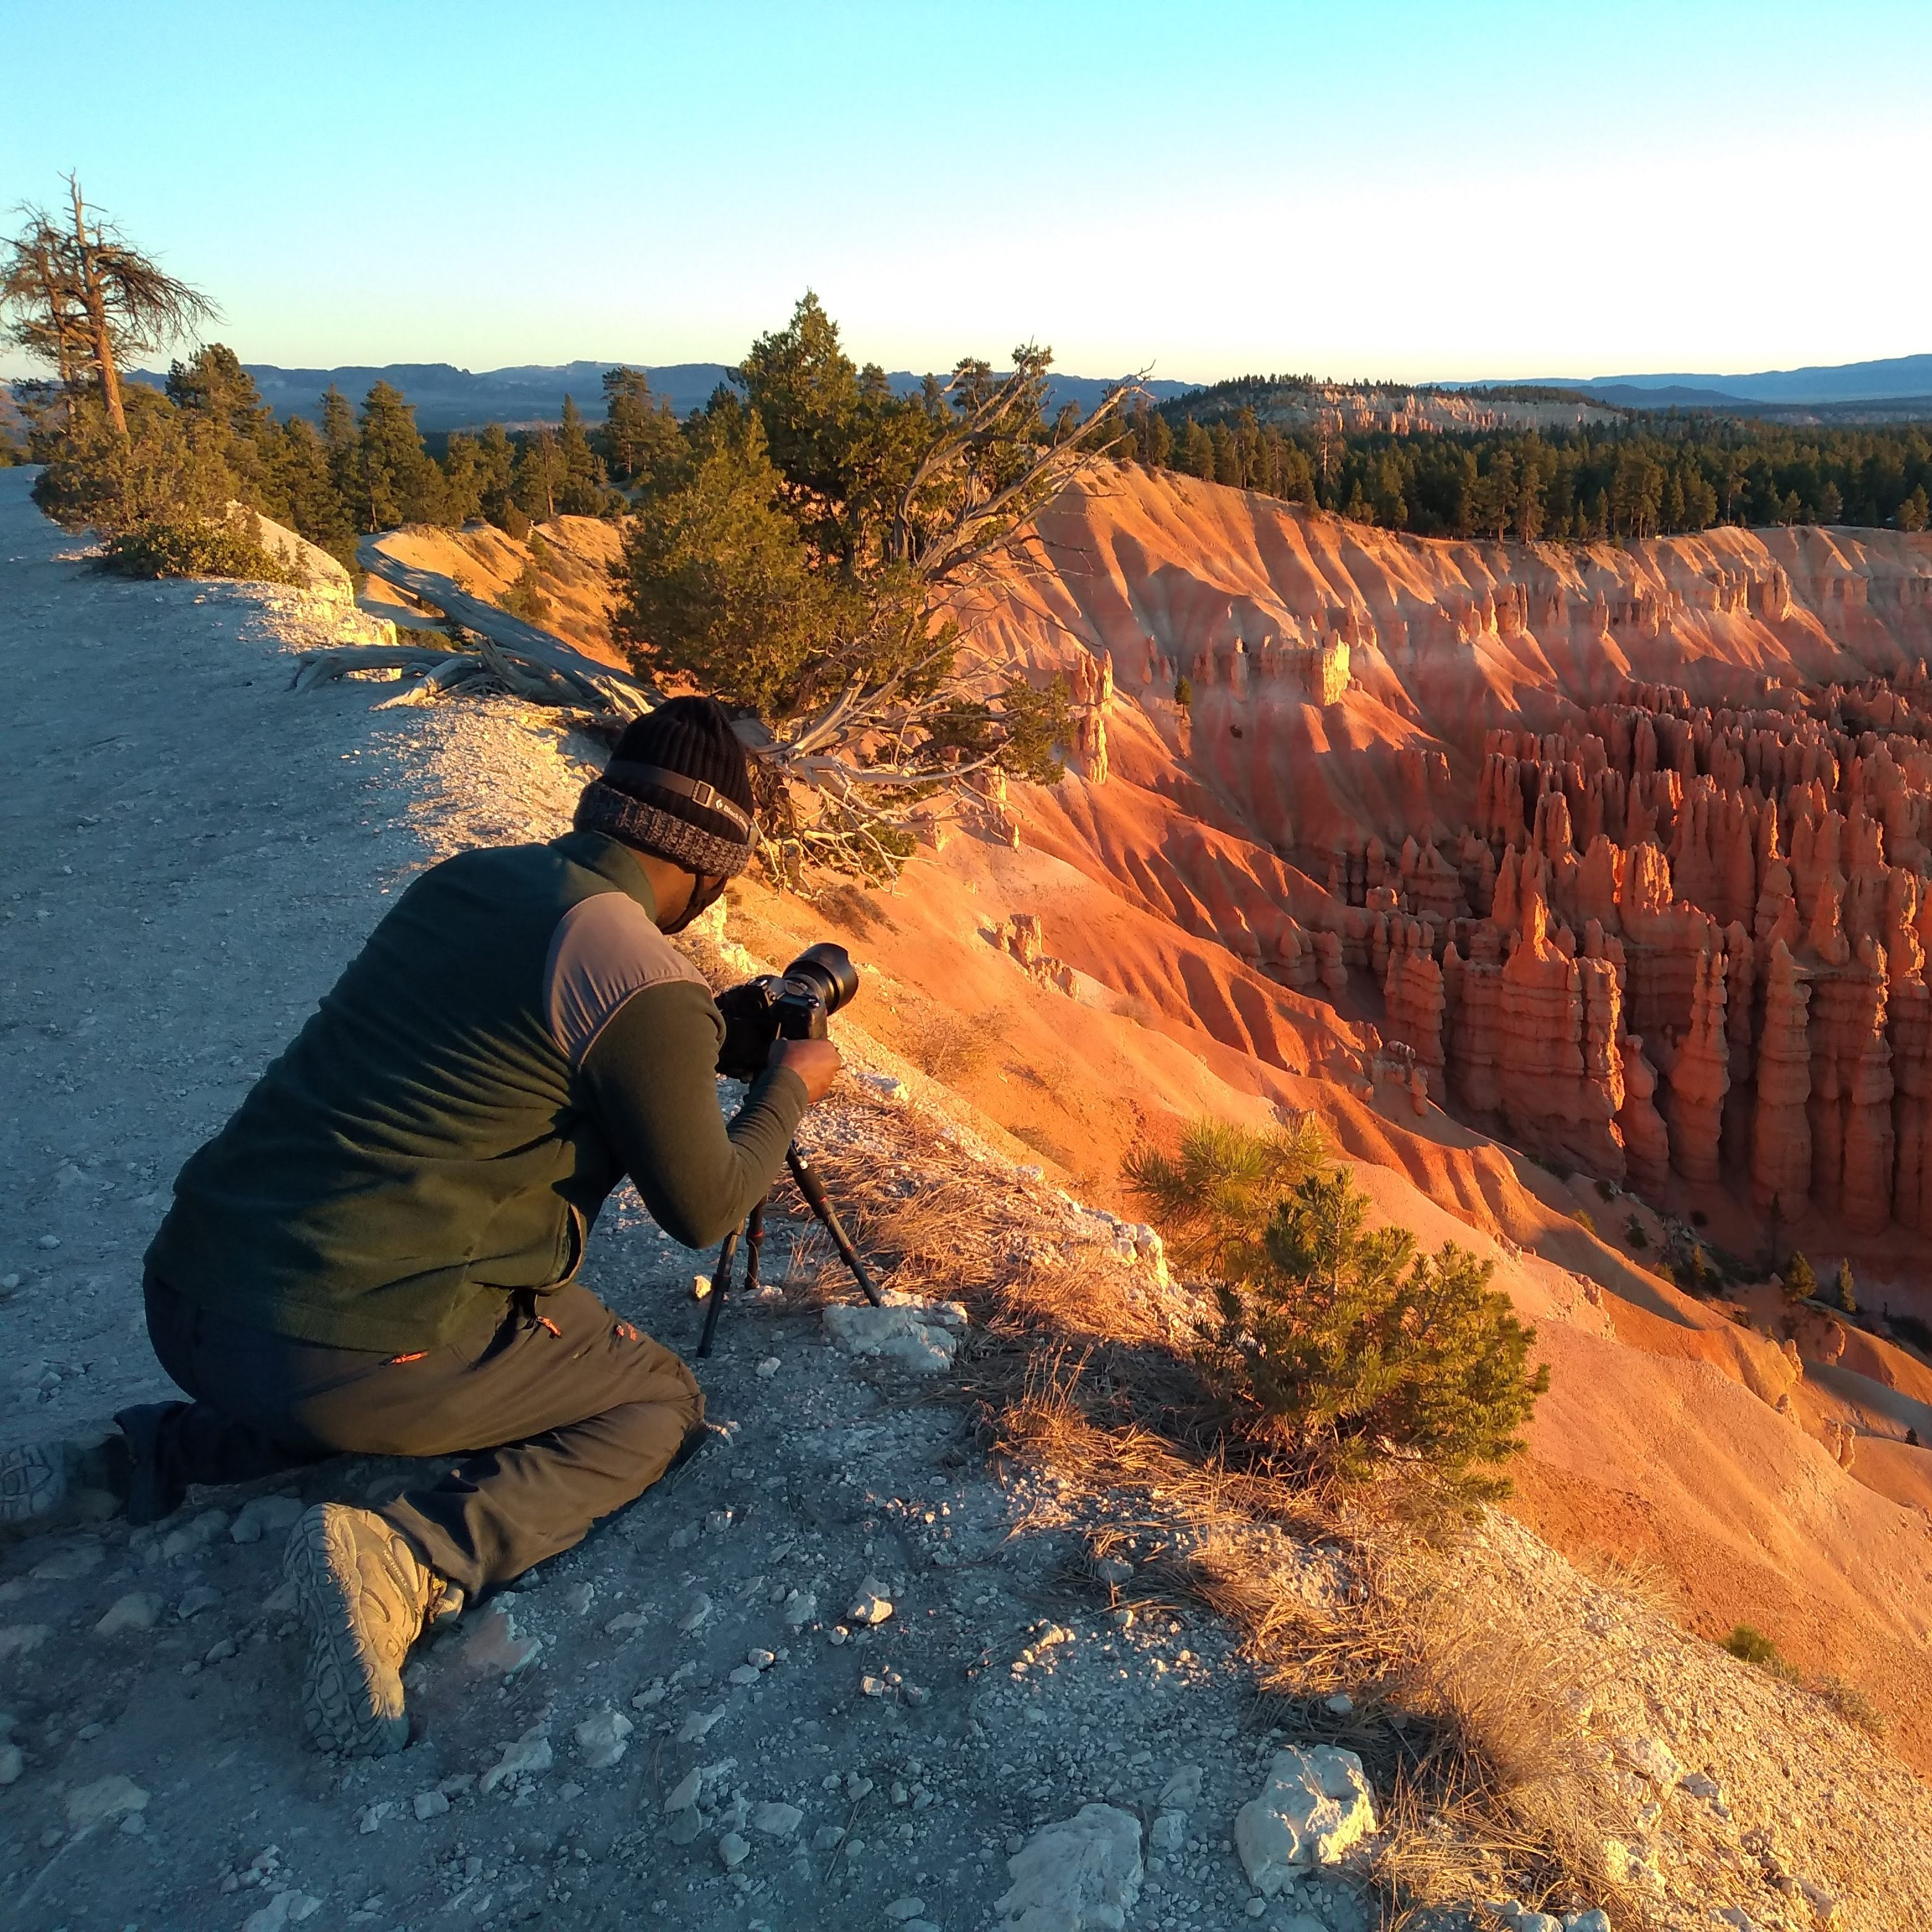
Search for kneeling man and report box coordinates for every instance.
[0,697,836,1755]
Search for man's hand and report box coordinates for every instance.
[770,1036,841,1105]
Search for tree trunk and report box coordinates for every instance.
[69,178,127,441]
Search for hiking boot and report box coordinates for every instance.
[0,1429,130,1539]
[284,1503,445,1757]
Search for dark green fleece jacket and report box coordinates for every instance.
[146,830,806,1353]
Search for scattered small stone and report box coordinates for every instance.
[859,1674,887,1697]
[729,1664,762,1686]
[677,1593,713,1634]
[414,1790,450,1821]
[669,1524,699,1551]
[37,1235,60,1251]
[1093,1556,1133,1586]
[848,1577,893,1625]
[676,1705,726,1743]
[846,1775,874,1800]
[175,1585,221,1620]
[1148,1811,1184,1853]
[241,1891,320,1931]
[664,1768,704,1812]
[94,1591,162,1637]
[755,1357,781,1379]
[666,1808,704,1845]
[229,1495,303,1544]
[751,1801,802,1837]
[573,1709,633,1769]
[885,1898,926,1922]
[204,1637,237,1663]
[461,1606,541,1676]
[561,1581,595,1614]
[705,1508,733,1534]
[0,1743,22,1786]
[604,1609,648,1634]
[1157,1764,1202,1811]
[32,1541,103,1582]
[160,1509,229,1560]
[1323,1691,1355,1715]
[359,1801,396,1833]
[1616,1734,1682,1789]
[479,1723,552,1793]
[64,1774,148,1832]
[717,1830,750,1869]
[812,1824,845,1851]
[781,1589,816,1629]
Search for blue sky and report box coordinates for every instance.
[3,0,1928,385]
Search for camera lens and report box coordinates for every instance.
[785,943,859,1017]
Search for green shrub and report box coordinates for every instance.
[1723,1624,1798,1679]
[1782,1251,1817,1302]
[1625,1214,1648,1250]
[1572,1208,1596,1237]
[1595,1178,1617,1201]
[100,514,303,585]
[1130,1125,1549,1497]
[1173,674,1193,709]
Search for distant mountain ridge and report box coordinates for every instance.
[123,359,1198,432]
[1476,352,1932,407]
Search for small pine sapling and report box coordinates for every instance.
[1834,1259,1857,1315]
[1783,1251,1817,1302]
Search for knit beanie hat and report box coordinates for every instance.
[574,696,757,877]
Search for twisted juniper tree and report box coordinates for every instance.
[614,292,1138,876]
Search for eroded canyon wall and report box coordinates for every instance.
[960,467,1932,1229]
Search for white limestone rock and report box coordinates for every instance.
[821,1303,959,1372]
[479,1723,552,1793]
[994,1801,1143,1930]
[573,1708,633,1769]
[1234,1746,1377,1893]
[94,1591,162,1637]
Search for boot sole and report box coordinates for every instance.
[0,1442,73,1535]
[283,1507,410,1758]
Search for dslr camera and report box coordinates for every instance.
[715,942,859,1081]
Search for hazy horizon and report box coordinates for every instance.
[4,0,1930,388]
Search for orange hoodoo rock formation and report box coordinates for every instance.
[952,464,1932,1251]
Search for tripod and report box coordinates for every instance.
[696,1145,884,1357]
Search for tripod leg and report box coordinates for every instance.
[697,1223,741,1359]
[744,1202,766,1298]
[786,1147,884,1306]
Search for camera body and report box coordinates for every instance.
[715,942,859,1082]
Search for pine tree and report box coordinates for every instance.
[1782,1250,1817,1302]
[555,396,609,515]
[513,424,562,521]
[601,367,687,491]
[1834,1258,1856,1315]
[356,381,444,529]
[1899,485,1930,533]
[274,414,356,565]
[320,385,360,520]
[1128,1127,1549,1495]
[471,423,519,530]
